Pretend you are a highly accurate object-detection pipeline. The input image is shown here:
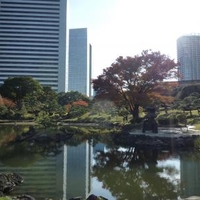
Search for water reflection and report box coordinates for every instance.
[0,126,200,200]
[0,141,92,199]
[180,152,200,198]
[93,147,179,200]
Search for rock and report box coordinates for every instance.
[12,194,35,200]
[0,191,4,197]
[87,195,98,200]
[0,173,24,194]
[69,196,83,200]
[7,173,24,186]
[97,196,108,200]
[86,194,108,200]
[184,196,200,200]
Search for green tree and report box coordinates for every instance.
[177,92,200,117]
[92,50,178,121]
[0,105,8,118]
[0,76,43,109]
[176,83,200,99]
[36,111,54,128]
[58,91,91,106]
[38,86,61,115]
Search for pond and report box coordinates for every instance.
[0,125,200,200]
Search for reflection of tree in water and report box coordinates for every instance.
[0,137,64,167]
[93,147,180,200]
[0,142,42,167]
[65,126,116,147]
[0,125,29,145]
[0,126,116,167]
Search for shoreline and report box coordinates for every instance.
[0,120,36,125]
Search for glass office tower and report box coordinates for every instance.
[0,0,69,92]
[177,34,200,81]
[68,28,92,96]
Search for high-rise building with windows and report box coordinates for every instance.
[68,28,92,96]
[0,0,69,92]
[177,34,200,81]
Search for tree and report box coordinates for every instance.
[38,86,60,115]
[92,50,178,121]
[23,86,62,119]
[57,91,92,118]
[57,91,91,106]
[0,95,15,109]
[67,102,89,118]
[0,76,43,109]
[176,83,200,100]
[177,92,200,117]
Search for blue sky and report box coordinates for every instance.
[69,0,200,78]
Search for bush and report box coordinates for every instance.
[176,113,187,124]
[157,113,178,126]
[194,137,200,150]
[157,118,178,126]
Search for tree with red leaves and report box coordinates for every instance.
[92,50,178,122]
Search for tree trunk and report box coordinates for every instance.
[132,103,140,123]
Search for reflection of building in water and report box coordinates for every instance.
[0,141,92,199]
[93,143,105,153]
[65,142,92,199]
[0,153,63,199]
[180,154,200,198]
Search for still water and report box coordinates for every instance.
[0,125,200,200]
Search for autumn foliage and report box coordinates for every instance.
[72,100,88,107]
[65,100,88,113]
[92,50,178,120]
[0,96,16,108]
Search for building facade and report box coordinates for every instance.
[177,34,200,81]
[0,0,69,92]
[68,28,92,96]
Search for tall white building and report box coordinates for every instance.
[177,34,200,81]
[68,28,92,96]
[0,0,69,92]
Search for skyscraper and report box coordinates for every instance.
[68,28,92,96]
[177,34,200,81]
[0,0,69,92]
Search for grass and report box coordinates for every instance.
[0,197,12,200]
[63,108,200,131]
[65,112,125,125]
[194,123,200,130]
[157,109,200,130]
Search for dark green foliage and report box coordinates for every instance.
[36,112,55,128]
[58,91,91,106]
[176,84,200,100]
[0,106,8,119]
[157,113,178,126]
[67,104,89,118]
[39,86,61,115]
[0,76,43,108]
[176,113,187,124]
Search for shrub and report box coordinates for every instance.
[157,113,178,126]
[194,137,200,150]
[176,113,187,124]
